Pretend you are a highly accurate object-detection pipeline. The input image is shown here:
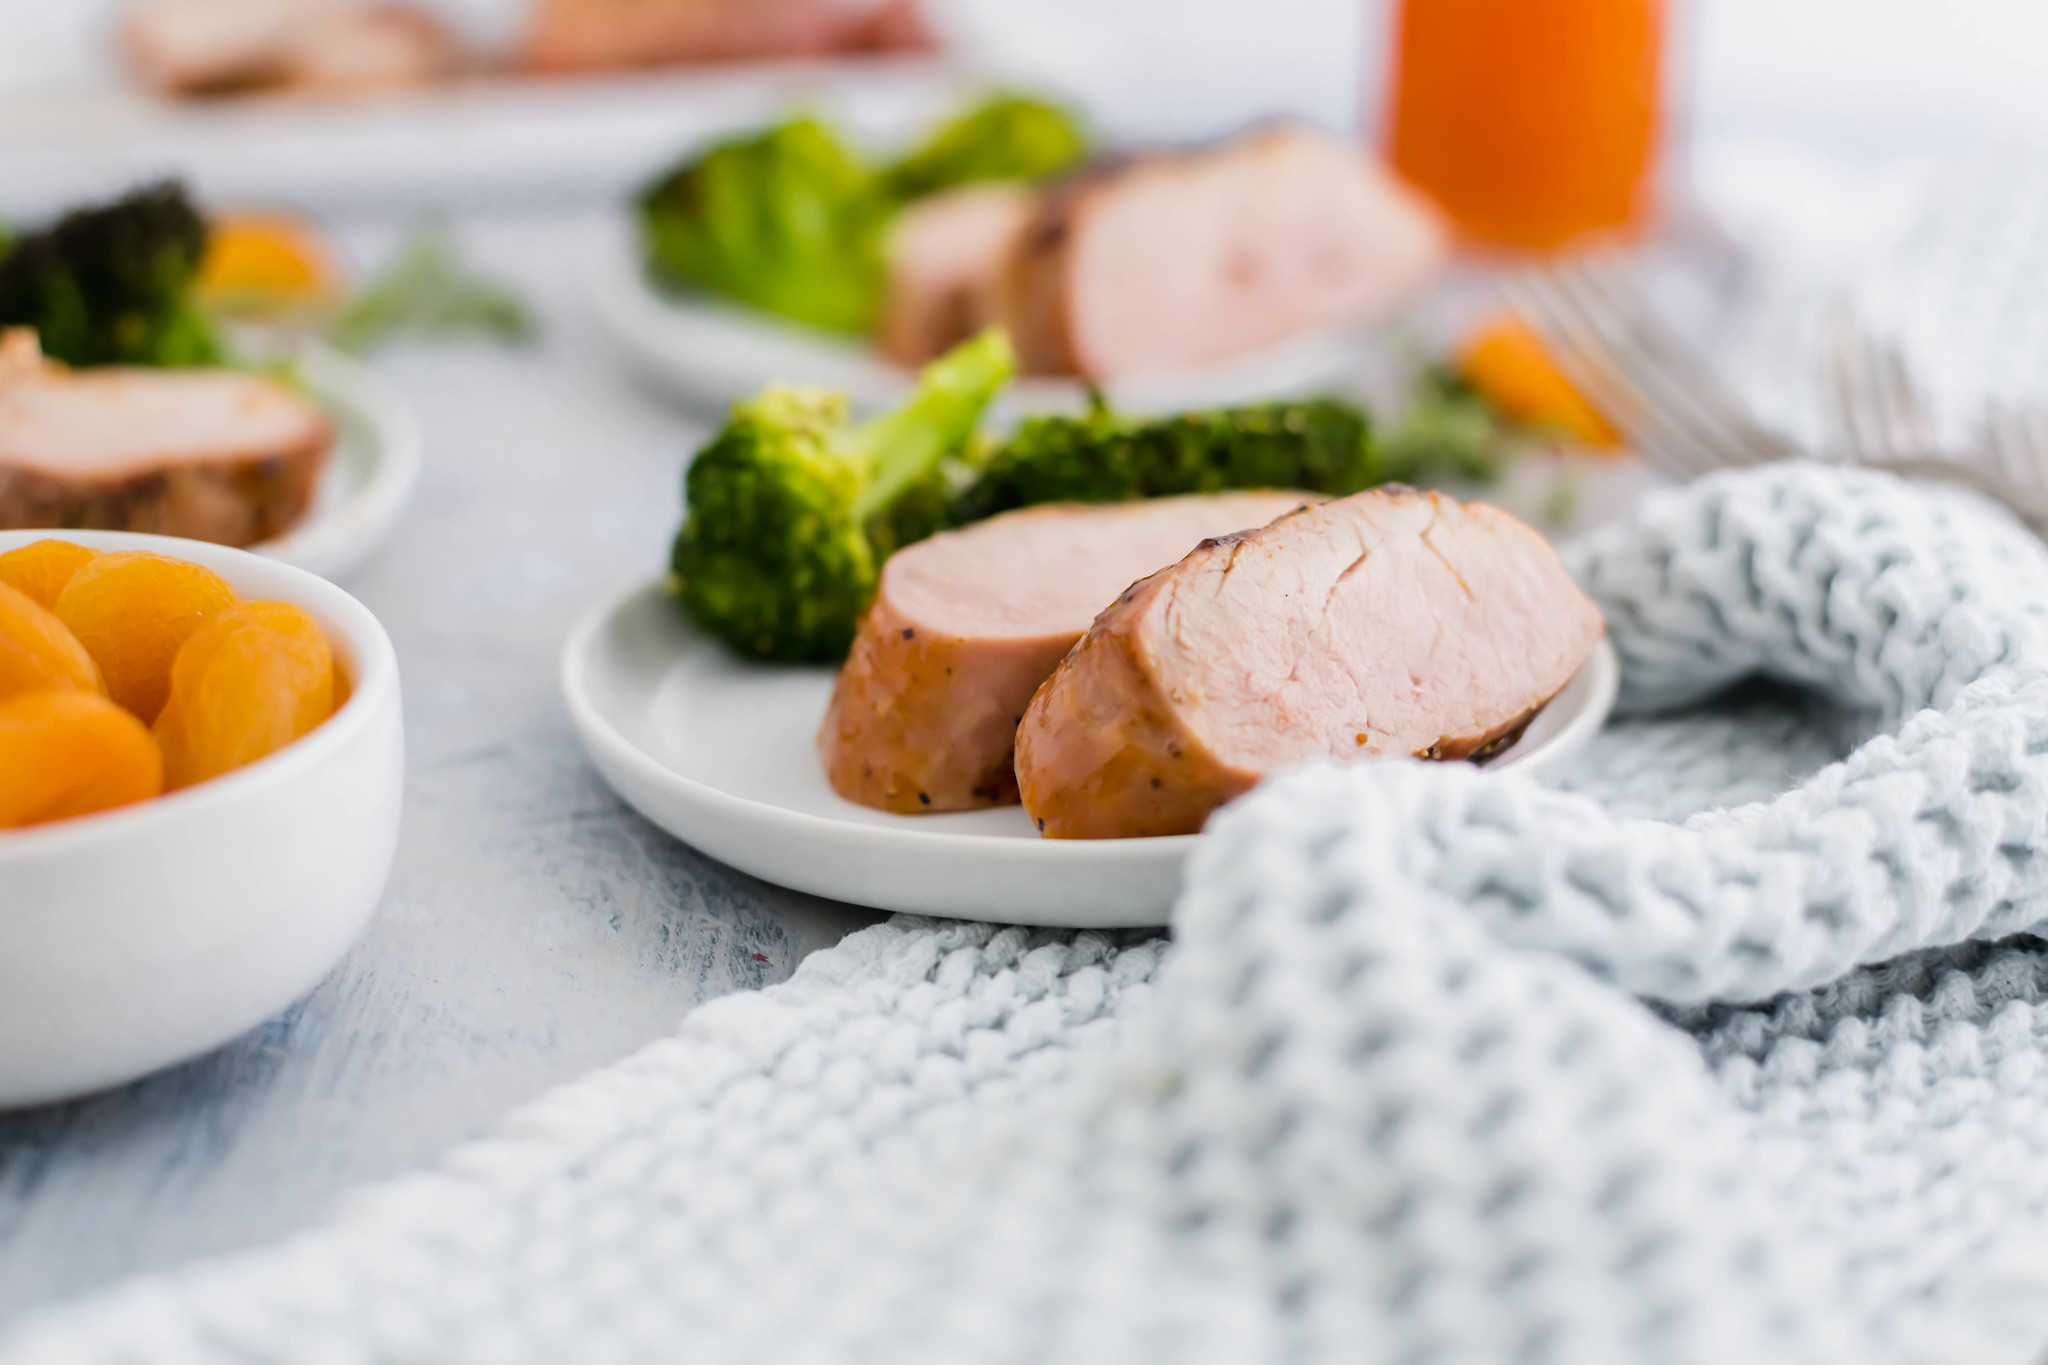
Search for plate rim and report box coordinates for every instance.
[252,342,423,581]
[562,574,1618,866]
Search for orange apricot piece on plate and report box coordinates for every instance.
[56,551,237,724]
[155,601,335,790]
[0,539,99,610]
[0,691,164,828]
[197,212,344,315]
[1459,315,1623,450]
[0,582,104,704]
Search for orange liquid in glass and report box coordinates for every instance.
[1387,0,1664,251]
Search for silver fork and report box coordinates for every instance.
[1824,321,2048,532]
[1981,399,2048,494]
[1506,255,1799,481]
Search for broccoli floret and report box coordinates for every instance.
[639,117,890,335]
[881,93,1090,201]
[672,330,1016,662]
[951,398,1383,524]
[0,181,219,368]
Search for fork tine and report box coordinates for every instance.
[1824,319,1938,467]
[2008,403,2048,488]
[1984,401,2048,492]
[2023,406,2048,488]
[1824,320,1883,462]
[1564,261,1778,467]
[1875,335,1938,461]
[1547,258,1793,472]
[1506,272,1721,480]
[1981,401,2022,483]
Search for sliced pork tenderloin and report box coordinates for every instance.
[121,0,453,96]
[991,125,1447,379]
[820,490,1313,814]
[1014,486,1604,839]
[0,331,331,546]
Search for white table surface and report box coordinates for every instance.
[1,12,2044,1322]
[0,206,879,1337]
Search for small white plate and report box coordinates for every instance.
[562,578,1619,927]
[591,251,1383,420]
[254,344,422,583]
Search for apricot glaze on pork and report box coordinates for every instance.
[1014,486,1604,839]
[819,491,1312,815]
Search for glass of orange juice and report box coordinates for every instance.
[1385,0,1667,252]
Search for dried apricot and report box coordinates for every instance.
[154,601,335,790]
[0,539,98,610]
[0,691,164,828]
[0,582,104,703]
[56,551,237,724]
[1459,315,1622,449]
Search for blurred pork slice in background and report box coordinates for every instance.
[519,0,931,75]
[877,183,1033,368]
[881,124,1448,379]
[120,0,458,98]
[118,0,930,97]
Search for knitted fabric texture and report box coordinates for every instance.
[10,463,2048,1364]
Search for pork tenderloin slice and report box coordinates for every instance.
[1015,486,1605,839]
[120,0,451,96]
[997,125,1447,379]
[119,0,320,94]
[274,6,454,94]
[877,184,1035,369]
[0,356,332,547]
[820,490,1314,814]
[519,0,928,73]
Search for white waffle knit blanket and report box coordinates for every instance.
[13,463,2048,1365]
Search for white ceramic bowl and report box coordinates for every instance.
[0,530,404,1108]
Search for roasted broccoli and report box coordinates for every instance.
[639,117,890,335]
[0,181,220,368]
[881,93,1089,201]
[672,330,1016,662]
[950,398,1384,524]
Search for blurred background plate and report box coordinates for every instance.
[0,59,958,220]
[560,578,1616,927]
[592,248,1388,420]
[254,343,422,581]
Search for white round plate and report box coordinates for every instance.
[252,344,422,583]
[562,578,1619,928]
[591,251,1382,420]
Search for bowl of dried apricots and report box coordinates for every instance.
[0,529,401,1107]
